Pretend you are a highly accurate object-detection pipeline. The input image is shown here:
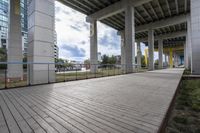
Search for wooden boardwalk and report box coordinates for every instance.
[0,68,184,133]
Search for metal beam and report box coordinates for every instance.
[141,5,153,21]
[175,0,179,14]
[165,0,171,16]
[156,0,165,18]
[137,30,186,42]
[86,0,153,22]
[135,14,188,33]
[149,2,159,20]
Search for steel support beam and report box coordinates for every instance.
[137,31,186,42]
[136,14,188,33]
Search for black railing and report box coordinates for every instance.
[0,62,147,89]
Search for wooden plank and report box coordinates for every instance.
[0,68,184,133]
[4,91,47,133]
[13,89,151,133]
[23,88,158,132]
[40,90,160,125]
[4,91,59,133]
[9,90,86,133]
[30,91,153,132]
[0,106,9,133]
[21,91,122,133]
[0,93,21,133]
[1,92,33,133]
[12,90,100,133]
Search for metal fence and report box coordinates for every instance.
[0,62,148,89]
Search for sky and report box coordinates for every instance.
[55,1,157,62]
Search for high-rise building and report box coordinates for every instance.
[0,0,28,55]
[0,0,58,58]
[0,0,9,48]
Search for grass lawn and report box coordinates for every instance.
[166,80,200,133]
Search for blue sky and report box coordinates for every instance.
[55,1,157,62]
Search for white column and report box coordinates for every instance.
[191,0,200,74]
[90,20,98,73]
[7,0,23,79]
[174,53,178,68]
[184,43,188,68]
[137,41,142,69]
[28,0,55,84]
[120,31,126,71]
[158,39,163,69]
[187,16,192,69]
[148,29,154,70]
[125,5,135,73]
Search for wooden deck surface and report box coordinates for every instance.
[0,68,184,133]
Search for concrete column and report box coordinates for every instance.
[125,5,135,73]
[90,20,98,73]
[187,16,192,69]
[28,0,55,84]
[174,53,179,68]
[137,41,142,69]
[191,0,200,74]
[158,39,163,69]
[120,31,126,71]
[184,43,188,68]
[7,0,23,79]
[148,29,154,70]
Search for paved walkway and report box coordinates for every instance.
[0,68,184,133]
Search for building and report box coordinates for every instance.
[0,0,28,55]
[54,31,59,59]
[0,0,9,48]
[98,52,101,62]
[54,44,59,59]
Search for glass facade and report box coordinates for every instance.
[0,0,8,48]
[0,0,28,55]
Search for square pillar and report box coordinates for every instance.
[184,43,188,68]
[7,0,23,78]
[28,0,55,84]
[158,39,163,69]
[90,20,98,73]
[174,53,178,68]
[191,0,200,74]
[125,5,135,73]
[148,29,154,70]
[187,16,192,69]
[137,41,142,69]
[119,31,126,72]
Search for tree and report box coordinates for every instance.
[84,59,90,69]
[0,47,7,69]
[84,59,90,65]
[135,55,147,67]
[0,47,7,62]
[101,54,109,65]
[141,55,146,67]
[108,55,117,64]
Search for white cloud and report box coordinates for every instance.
[55,1,121,62]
